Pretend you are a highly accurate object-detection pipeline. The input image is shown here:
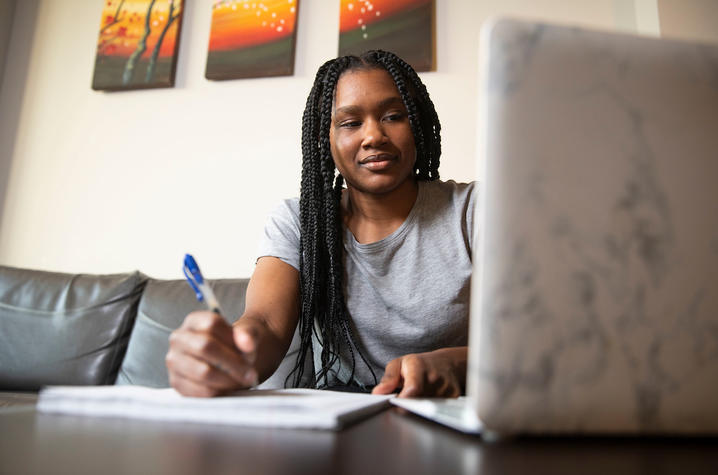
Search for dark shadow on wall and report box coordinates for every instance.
[0,0,38,248]
[0,0,17,83]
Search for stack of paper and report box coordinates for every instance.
[37,385,392,430]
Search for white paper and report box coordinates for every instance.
[390,397,483,434]
[37,385,392,430]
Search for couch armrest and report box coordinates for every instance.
[0,266,147,390]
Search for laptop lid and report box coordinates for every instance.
[469,17,718,435]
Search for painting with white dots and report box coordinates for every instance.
[206,0,299,80]
[338,0,434,72]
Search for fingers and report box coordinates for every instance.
[397,355,425,398]
[380,352,463,399]
[180,311,236,348]
[233,324,258,363]
[167,329,255,385]
[166,311,257,397]
[166,352,237,397]
[169,373,225,398]
[371,358,403,395]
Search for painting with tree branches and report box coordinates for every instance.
[338,0,434,72]
[205,0,299,80]
[92,0,184,91]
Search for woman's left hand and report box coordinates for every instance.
[371,346,467,398]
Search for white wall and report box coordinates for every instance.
[0,0,657,278]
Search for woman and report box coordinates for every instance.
[166,50,476,398]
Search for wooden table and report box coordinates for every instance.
[1,404,717,475]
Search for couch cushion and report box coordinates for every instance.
[0,266,147,390]
[115,278,304,389]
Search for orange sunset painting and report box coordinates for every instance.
[206,0,299,80]
[92,0,183,91]
[338,0,434,72]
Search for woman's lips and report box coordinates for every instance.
[359,153,395,171]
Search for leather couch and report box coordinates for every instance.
[0,265,301,405]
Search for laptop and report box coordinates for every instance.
[391,17,718,436]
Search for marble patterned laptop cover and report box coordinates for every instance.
[470,17,718,434]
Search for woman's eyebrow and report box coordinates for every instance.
[333,104,362,116]
[333,96,405,116]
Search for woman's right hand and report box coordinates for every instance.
[166,256,301,397]
[165,311,260,397]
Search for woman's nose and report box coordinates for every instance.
[361,119,387,148]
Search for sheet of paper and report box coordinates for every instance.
[390,397,483,434]
[37,385,392,430]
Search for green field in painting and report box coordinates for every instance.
[339,2,433,72]
[92,56,175,91]
[205,36,295,80]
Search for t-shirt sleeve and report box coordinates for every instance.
[256,198,301,271]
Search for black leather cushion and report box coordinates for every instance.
[0,266,147,390]
[115,278,305,389]
[115,278,247,387]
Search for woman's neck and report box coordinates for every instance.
[342,179,419,244]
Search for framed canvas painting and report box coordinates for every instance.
[338,0,434,72]
[206,0,300,80]
[92,0,184,91]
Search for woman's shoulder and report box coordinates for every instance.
[267,196,300,220]
[422,178,475,190]
[417,180,477,241]
[420,179,477,206]
[262,197,301,239]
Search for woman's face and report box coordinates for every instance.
[329,68,417,196]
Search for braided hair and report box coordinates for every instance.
[288,50,442,389]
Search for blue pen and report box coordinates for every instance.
[183,254,224,317]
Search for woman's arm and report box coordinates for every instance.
[166,257,300,397]
[371,346,468,398]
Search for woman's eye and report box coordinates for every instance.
[340,120,361,128]
[384,112,405,122]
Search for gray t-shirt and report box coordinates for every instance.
[257,180,477,388]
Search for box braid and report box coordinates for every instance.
[288,50,442,390]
